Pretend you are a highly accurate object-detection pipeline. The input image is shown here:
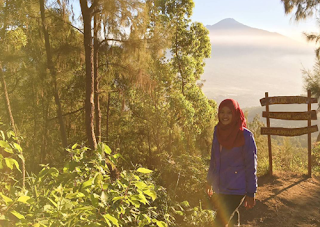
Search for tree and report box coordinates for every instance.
[0,0,32,188]
[281,0,320,20]
[281,0,320,140]
[39,0,68,148]
[79,0,97,150]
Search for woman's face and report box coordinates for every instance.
[219,106,233,125]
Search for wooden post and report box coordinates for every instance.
[265,92,273,176]
[308,90,312,177]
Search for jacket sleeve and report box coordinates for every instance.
[244,131,257,197]
[206,128,216,184]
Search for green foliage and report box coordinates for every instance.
[303,59,320,105]
[311,142,320,175]
[0,129,218,226]
[273,137,307,173]
[0,141,173,226]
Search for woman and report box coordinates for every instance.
[206,99,257,227]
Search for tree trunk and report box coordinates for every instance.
[39,0,68,148]
[94,13,101,143]
[41,99,49,165]
[0,65,25,188]
[106,92,110,143]
[80,0,97,150]
[31,81,37,172]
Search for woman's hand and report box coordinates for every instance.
[243,196,255,210]
[206,183,213,197]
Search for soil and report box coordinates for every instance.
[239,172,320,227]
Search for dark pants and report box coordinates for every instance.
[210,194,245,227]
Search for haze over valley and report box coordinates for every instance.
[202,18,316,108]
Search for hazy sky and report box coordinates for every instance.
[192,0,319,44]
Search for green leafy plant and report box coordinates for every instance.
[0,138,175,227]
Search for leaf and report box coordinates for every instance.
[5,158,21,171]
[134,181,148,190]
[142,214,151,224]
[72,143,78,149]
[47,198,58,208]
[43,204,53,212]
[76,192,85,198]
[129,198,140,208]
[6,131,15,139]
[10,210,25,220]
[81,178,93,190]
[37,167,59,182]
[13,143,22,153]
[0,192,13,204]
[103,214,119,227]
[180,201,190,207]
[0,130,5,140]
[155,221,167,227]
[137,168,153,174]
[17,195,31,204]
[101,191,108,204]
[0,140,13,153]
[103,144,112,155]
[138,193,149,205]
[112,153,122,159]
[102,183,109,191]
[17,154,25,162]
[143,189,157,201]
[112,196,123,203]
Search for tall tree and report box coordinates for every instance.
[79,0,97,150]
[39,0,68,148]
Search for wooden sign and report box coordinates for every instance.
[262,110,317,120]
[260,96,317,106]
[261,125,318,136]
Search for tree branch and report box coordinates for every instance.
[46,9,84,34]
[48,107,84,121]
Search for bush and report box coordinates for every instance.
[0,129,216,227]
[0,138,172,226]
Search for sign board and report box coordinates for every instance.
[262,110,317,120]
[260,96,317,106]
[261,91,318,177]
[261,125,318,136]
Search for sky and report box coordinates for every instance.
[191,0,319,44]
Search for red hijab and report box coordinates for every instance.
[216,99,247,149]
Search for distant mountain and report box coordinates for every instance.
[201,18,315,108]
[207,18,281,36]
[207,18,253,30]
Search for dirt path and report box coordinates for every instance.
[239,172,320,227]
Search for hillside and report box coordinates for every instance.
[240,172,320,227]
[202,18,315,108]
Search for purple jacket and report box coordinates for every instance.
[207,127,257,197]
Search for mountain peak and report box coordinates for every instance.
[205,18,289,39]
[217,18,240,25]
[207,18,250,30]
